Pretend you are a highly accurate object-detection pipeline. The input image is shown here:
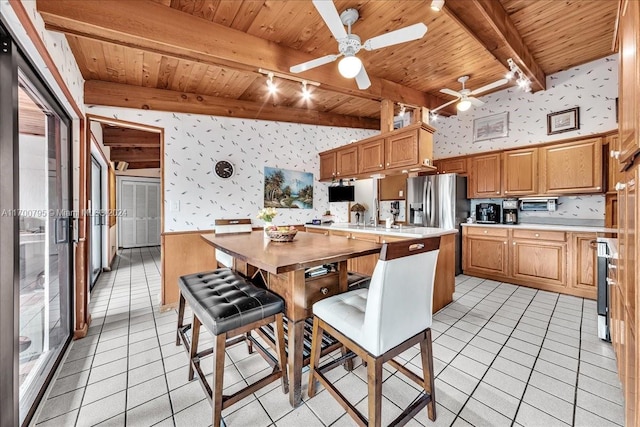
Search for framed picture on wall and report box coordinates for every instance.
[473,112,509,142]
[547,107,580,135]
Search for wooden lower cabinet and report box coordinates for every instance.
[463,226,597,299]
[348,232,380,275]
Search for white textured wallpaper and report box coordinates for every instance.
[86,106,377,232]
[432,55,618,157]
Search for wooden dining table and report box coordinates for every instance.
[201,230,381,406]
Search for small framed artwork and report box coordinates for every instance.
[547,107,580,135]
[473,112,509,142]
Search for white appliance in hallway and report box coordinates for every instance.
[119,177,161,248]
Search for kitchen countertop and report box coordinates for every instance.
[461,222,617,234]
[305,223,457,238]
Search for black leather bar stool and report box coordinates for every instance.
[176,268,288,427]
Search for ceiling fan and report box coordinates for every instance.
[289,0,428,90]
[433,76,509,113]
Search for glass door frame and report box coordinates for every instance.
[90,154,102,288]
[0,23,73,427]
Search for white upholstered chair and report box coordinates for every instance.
[308,236,441,427]
[214,218,252,269]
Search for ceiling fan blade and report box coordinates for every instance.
[440,88,462,98]
[431,98,458,113]
[363,23,428,51]
[355,66,371,90]
[468,97,485,107]
[312,0,348,41]
[290,54,340,73]
[470,78,509,96]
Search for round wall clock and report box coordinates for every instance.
[214,160,235,179]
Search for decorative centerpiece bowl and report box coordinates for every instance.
[266,226,298,242]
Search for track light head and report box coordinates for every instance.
[431,0,445,12]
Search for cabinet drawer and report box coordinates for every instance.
[350,232,380,242]
[512,229,565,242]
[465,226,508,237]
[305,273,340,311]
[306,227,329,235]
[329,230,351,238]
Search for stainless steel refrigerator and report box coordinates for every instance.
[407,173,470,275]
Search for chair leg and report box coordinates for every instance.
[420,329,436,421]
[366,355,383,427]
[274,313,289,394]
[176,293,185,346]
[188,315,201,381]
[212,333,226,427]
[307,316,323,398]
[246,331,254,354]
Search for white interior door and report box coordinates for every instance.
[119,178,160,248]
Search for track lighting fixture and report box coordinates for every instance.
[431,0,445,11]
[429,112,439,122]
[301,81,311,100]
[506,58,531,92]
[266,72,277,94]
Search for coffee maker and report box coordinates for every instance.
[475,203,501,223]
[503,198,518,224]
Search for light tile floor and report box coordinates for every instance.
[34,247,625,426]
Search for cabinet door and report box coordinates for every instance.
[359,138,385,174]
[619,0,640,164]
[568,233,597,298]
[348,232,379,275]
[385,130,418,169]
[319,152,336,181]
[379,175,406,201]
[436,157,468,175]
[539,137,603,194]
[503,148,538,196]
[469,153,501,198]
[511,239,567,288]
[336,146,358,178]
[464,236,509,277]
[607,133,623,193]
[605,194,618,228]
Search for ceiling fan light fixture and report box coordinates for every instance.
[431,0,445,12]
[338,55,362,78]
[457,99,472,112]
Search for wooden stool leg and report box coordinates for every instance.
[176,293,185,346]
[367,355,383,427]
[212,333,227,427]
[274,313,289,394]
[420,329,436,421]
[307,317,323,398]
[188,315,201,381]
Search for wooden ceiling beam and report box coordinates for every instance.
[110,147,161,163]
[122,161,161,169]
[444,0,546,92]
[37,0,442,108]
[84,80,380,130]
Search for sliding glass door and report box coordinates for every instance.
[0,25,73,426]
[90,155,102,288]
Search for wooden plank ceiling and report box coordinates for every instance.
[38,0,618,127]
[102,126,161,169]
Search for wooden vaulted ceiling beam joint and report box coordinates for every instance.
[36,0,442,109]
[84,80,380,130]
[443,0,546,92]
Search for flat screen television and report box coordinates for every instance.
[328,186,355,202]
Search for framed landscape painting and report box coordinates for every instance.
[473,112,509,142]
[264,167,313,209]
[547,107,580,135]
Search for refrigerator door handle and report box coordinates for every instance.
[425,180,432,226]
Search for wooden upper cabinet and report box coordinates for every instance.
[379,175,406,201]
[503,148,538,196]
[336,146,358,178]
[385,129,419,169]
[539,137,603,194]
[469,153,501,198]
[359,138,385,174]
[607,133,624,193]
[435,156,468,175]
[319,152,336,181]
[619,0,640,164]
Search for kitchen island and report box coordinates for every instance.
[305,223,458,314]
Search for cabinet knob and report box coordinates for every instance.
[379,164,383,168]
[610,150,620,159]
[321,287,329,295]
[615,182,626,191]
[513,242,516,245]
[505,191,508,194]
[387,162,390,166]
[336,172,340,175]
[596,186,601,190]
[535,233,540,237]
[504,241,507,244]
[483,230,488,234]
[496,191,500,194]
